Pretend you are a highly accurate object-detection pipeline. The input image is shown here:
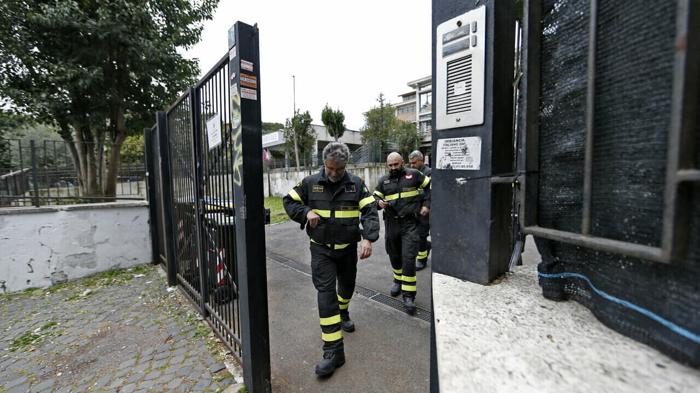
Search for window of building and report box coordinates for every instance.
[398,105,415,114]
[419,121,432,136]
[419,92,432,113]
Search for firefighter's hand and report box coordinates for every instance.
[420,206,430,216]
[306,210,321,228]
[358,239,372,259]
[378,200,387,209]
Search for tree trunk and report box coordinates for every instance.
[104,108,127,198]
[103,135,125,197]
[85,142,100,197]
[61,137,82,193]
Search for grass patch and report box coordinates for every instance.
[193,323,209,339]
[238,386,248,393]
[212,370,233,383]
[9,321,62,352]
[265,196,289,224]
[0,287,42,302]
[77,264,151,289]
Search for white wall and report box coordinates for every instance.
[0,201,151,293]
[264,163,387,197]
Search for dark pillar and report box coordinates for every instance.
[156,111,178,287]
[228,21,272,393]
[430,0,516,284]
[144,126,160,264]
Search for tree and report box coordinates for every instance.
[0,0,217,198]
[262,122,284,134]
[283,111,316,168]
[361,93,396,153]
[394,120,421,158]
[121,135,145,164]
[321,104,346,141]
[0,110,34,170]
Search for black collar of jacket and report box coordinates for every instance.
[318,168,352,185]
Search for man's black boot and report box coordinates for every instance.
[340,312,355,332]
[315,348,346,377]
[390,282,401,297]
[403,296,416,316]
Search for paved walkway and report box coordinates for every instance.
[265,220,431,393]
[0,265,238,393]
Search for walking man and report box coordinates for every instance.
[283,142,379,377]
[374,152,431,315]
[408,150,432,271]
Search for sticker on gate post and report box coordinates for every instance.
[206,114,222,150]
[436,136,482,170]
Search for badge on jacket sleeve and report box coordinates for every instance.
[405,174,413,180]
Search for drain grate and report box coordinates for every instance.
[267,252,432,322]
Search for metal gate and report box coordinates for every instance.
[145,21,271,392]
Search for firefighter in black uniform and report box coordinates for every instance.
[283,142,379,377]
[374,152,430,315]
[408,150,432,271]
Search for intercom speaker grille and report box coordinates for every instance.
[446,54,472,115]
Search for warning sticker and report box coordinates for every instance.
[205,114,222,150]
[240,60,254,72]
[436,137,482,170]
[228,46,237,61]
[240,73,257,89]
[241,87,257,101]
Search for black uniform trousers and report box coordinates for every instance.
[310,242,357,350]
[384,215,419,298]
[416,213,431,263]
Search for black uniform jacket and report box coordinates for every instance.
[374,167,431,218]
[283,169,380,245]
[416,164,432,205]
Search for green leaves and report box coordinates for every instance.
[321,104,346,141]
[361,93,420,157]
[284,110,316,166]
[0,0,218,135]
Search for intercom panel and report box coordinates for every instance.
[436,6,486,130]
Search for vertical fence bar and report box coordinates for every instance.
[157,111,178,286]
[581,0,598,235]
[518,0,542,231]
[30,140,40,207]
[190,86,210,315]
[17,140,23,172]
[661,0,699,262]
[145,127,161,264]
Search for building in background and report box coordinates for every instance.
[262,124,362,169]
[393,76,432,163]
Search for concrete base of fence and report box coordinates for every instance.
[0,201,151,293]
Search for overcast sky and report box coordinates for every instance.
[184,0,431,131]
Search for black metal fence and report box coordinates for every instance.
[0,138,145,207]
[518,0,700,366]
[147,63,243,356]
[145,21,270,392]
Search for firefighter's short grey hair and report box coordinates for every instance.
[408,150,424,161]
[322,142,350,165]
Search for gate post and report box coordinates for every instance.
[144,126,160,264]
[228,21,271,393]
[430,0,516,390]
[156,111,178,287]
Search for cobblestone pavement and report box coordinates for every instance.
[0,264,239,393]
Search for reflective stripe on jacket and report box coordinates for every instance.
[283,169,380,245]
